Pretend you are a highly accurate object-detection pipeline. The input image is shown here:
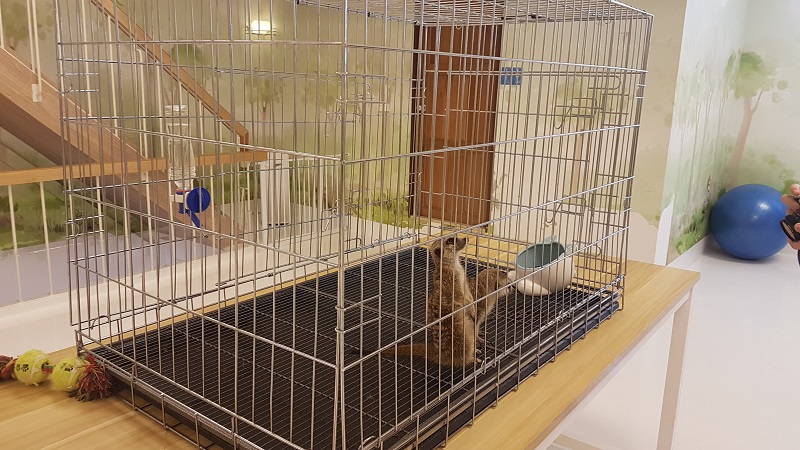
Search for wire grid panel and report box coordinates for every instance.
[56,0,651,449]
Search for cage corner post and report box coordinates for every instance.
[334,0,351,445]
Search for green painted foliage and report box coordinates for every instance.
[170,44,206,67]
[301,74,340,111]
[724,53,738,83]
[733,52,775,98]
[738,151,799,192]
[242,45,285,116]
[0,184,148,251]
[248,76,284,112]
[672,187,725,255]
[731,51,787,101]
[1,0,55,51]
[349,193,422,229]
[169,44,209,81]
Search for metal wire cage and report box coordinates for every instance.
[56,0,652,448]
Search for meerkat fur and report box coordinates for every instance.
[381,235,480,367]
[468,268,512,344]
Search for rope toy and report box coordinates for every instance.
[0,349,114,401]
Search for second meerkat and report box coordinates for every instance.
[468,268,512,344]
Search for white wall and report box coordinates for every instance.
[659,0,749,262]
[730,1,800,190]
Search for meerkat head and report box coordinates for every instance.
[429,235,468,263]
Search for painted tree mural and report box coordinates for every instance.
[0,0,54,52]
[246,73,284,144]
[728,51,788,184]
[164,43,210,105]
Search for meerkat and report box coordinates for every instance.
[468,268,511,344]
[381,235,480,367]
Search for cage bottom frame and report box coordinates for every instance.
[85,246,620,450]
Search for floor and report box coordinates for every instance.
[0,232,212,307]
[558,238,800,450]
[2,236,798,449]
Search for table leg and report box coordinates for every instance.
[656,293,692,450]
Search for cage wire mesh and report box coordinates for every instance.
[56,0,652,448]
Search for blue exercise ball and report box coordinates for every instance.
[708,184,787,260]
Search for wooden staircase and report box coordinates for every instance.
[89,0,250,148]
[0,0,263,248]
[0,47,242,247]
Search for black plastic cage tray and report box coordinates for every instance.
[90,246,619,450]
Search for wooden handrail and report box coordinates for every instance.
[89,0,250,148]
[0,150,270,187]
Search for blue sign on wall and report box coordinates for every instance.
[500,67,522,86]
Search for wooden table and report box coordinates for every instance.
[0,346,222,449]
[446,260,699,450]
[0,260,698,450]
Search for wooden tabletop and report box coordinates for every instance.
[0,347,216,449]
[446,260,699,450]
[0,260,698,449]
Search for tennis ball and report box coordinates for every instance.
[50,357,89,392]
[14,350,50,386]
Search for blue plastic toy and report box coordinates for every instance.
[708,184,787,260]
[177,187,211,228]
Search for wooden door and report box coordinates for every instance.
[410,25,502,226]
